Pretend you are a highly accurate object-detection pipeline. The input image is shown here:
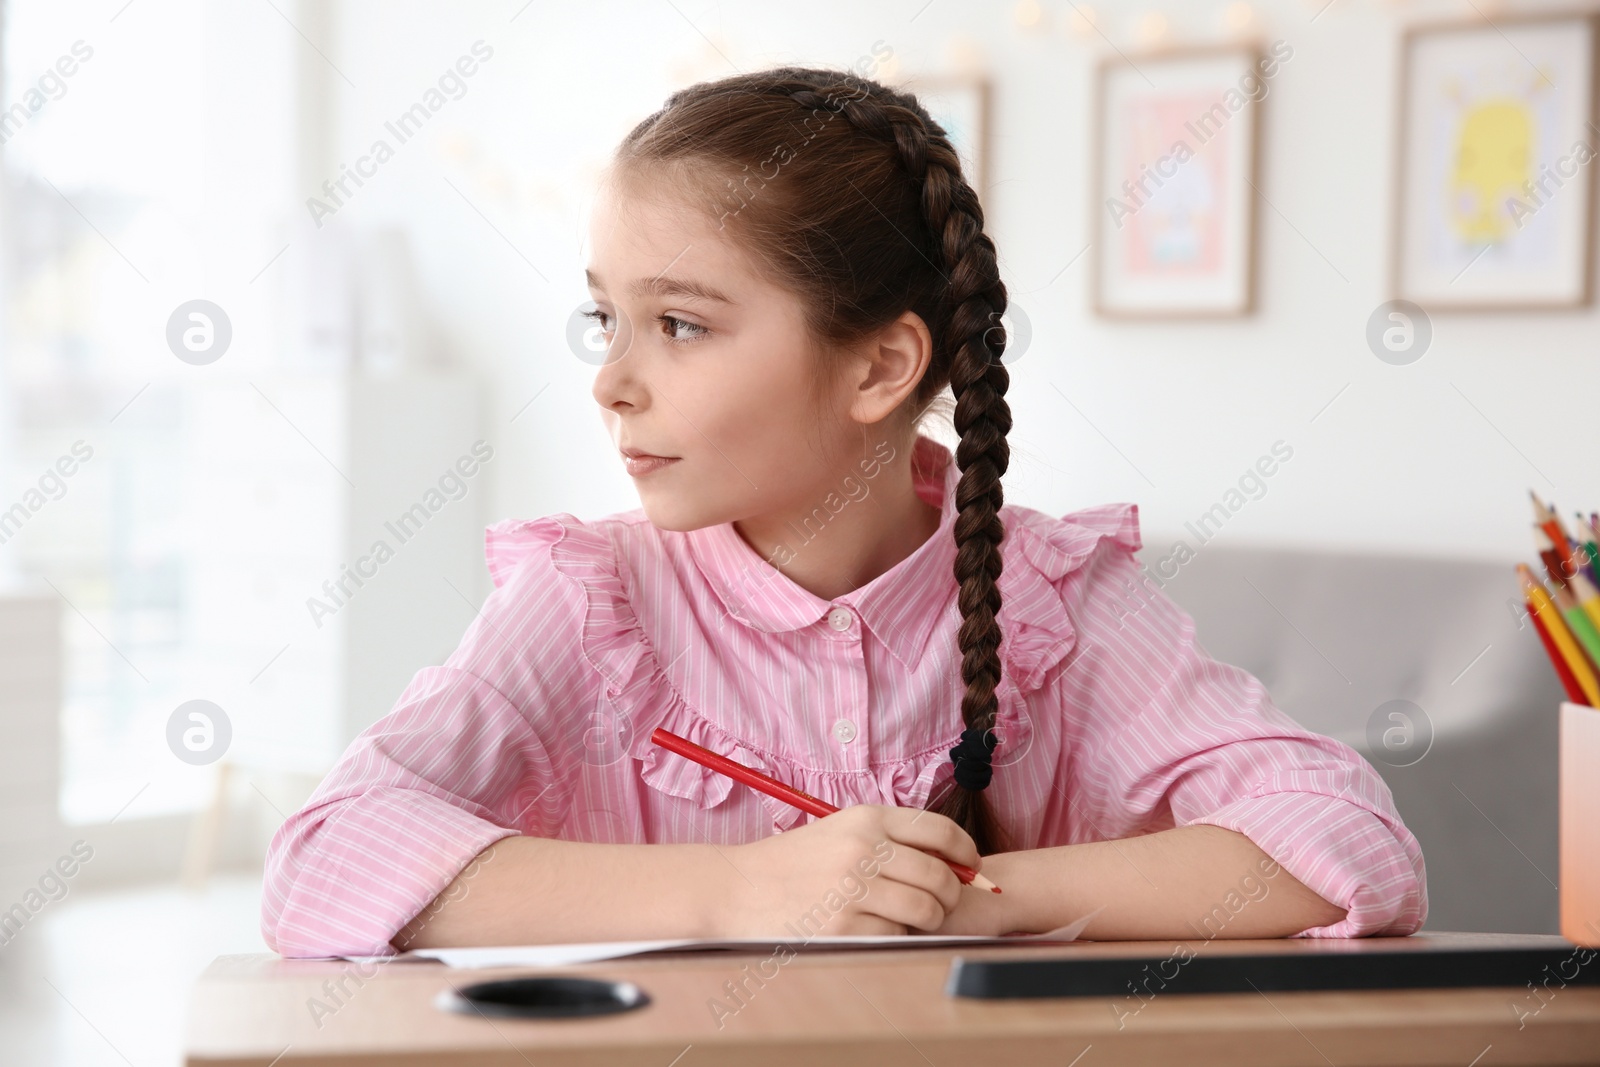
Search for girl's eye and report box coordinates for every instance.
[581,308,614,333]
[658,314,708,344]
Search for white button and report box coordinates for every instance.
[827,607,853,631]
[833,718,858,743]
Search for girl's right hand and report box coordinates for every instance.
[714,804,981,938]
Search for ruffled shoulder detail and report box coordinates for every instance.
[484,515,652,699]
[998,502,1143,692]
[1015,501,1142,575]
[485,514,572,590]
[483,513,800,822]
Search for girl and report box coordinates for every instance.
[261,67,1426,957]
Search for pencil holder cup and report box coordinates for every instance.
[1560,702,1600,947]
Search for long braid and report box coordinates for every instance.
[779,75,1016,856]
[941,188,1014,857]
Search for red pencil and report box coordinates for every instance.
[1528,594,1588,705]
[650,727,1001,893]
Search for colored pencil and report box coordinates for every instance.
[1574,512,1600,587]
[649,727,1001,893]
[1532,492,1577,581]
[1550,501,1598,585]
[1534,527,1573,590]
[1568,570,1600,643]
[1518,563,1600,706]
[1540,497,1600,590]
[1528,596,1588,703]
[1553,581,1600,678]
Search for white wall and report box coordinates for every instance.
[323,0,1600,569]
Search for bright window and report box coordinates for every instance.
[2,0,301,823]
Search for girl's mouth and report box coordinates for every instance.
[621,450,680,477]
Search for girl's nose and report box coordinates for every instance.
[591,309,645,412]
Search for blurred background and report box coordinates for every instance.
[0,0,1596,1062]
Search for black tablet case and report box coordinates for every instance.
[947,943,1600,999]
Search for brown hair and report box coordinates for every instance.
[612,67,1014,855]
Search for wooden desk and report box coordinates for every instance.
[186,932,1600,1066]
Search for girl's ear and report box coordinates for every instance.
[848,310,933,426]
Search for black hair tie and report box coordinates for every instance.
[949,725,999,791]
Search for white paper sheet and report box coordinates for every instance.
[347,909,1103,968]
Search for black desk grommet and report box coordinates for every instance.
[434,976,650,1019]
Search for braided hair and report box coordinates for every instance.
[613,67,1015,855]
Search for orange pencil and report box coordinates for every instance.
[650,727,1001,893]
[1531,491,1596,591]
[1532,491,1577,581]
[1536,530,1573,590]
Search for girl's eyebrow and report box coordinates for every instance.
[585,268,734,305]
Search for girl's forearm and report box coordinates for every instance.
[947,824,1348,940]
[391,823,1347,950]
[391,835,728,950]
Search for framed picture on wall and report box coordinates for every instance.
[1392,12,1598,310]
[1091,44,1268,318]
[906,75,992,206]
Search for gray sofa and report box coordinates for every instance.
[1154,539,1562,934]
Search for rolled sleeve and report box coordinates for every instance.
[262,670,540,958]
[1059,537,1429,938]
[267,782,521,958]
[1186,785,1428,937]
[262,526,596,958]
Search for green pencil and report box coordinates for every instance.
[1554,582,1600,676]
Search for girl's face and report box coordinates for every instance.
[586,177,861,532]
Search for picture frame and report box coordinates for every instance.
[1091,44,1268,319]
[1391,12,1598,311]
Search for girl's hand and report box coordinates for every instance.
[714,804,981,938]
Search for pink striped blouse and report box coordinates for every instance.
[261,434,1426,957]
